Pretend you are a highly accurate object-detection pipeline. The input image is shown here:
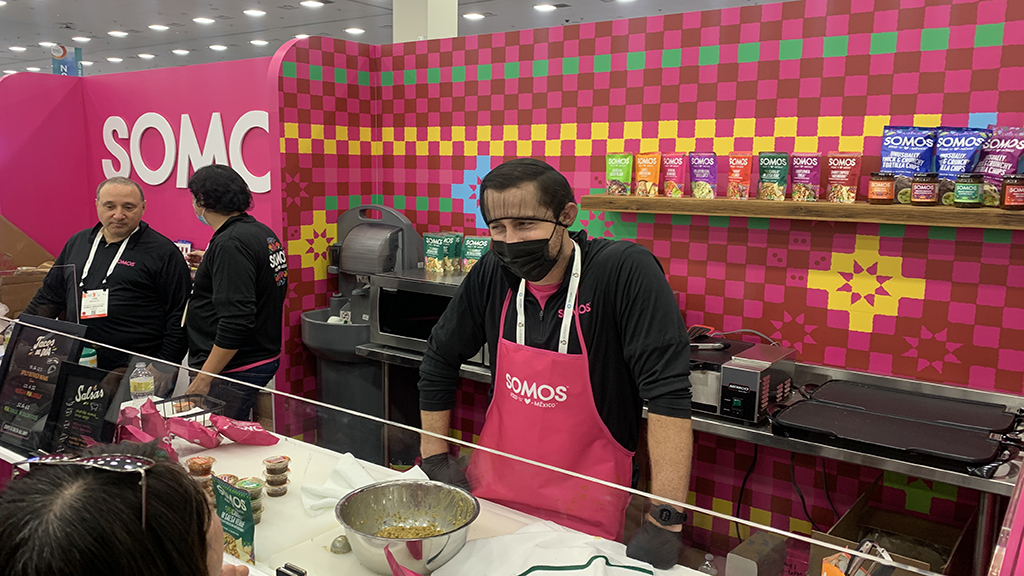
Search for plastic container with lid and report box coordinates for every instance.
[954,173,984,208]
[868,172,895,205]
[911,173,939,205]
[266,480,290,497]
[263,455,291,475]
[236,477,265,500]
[264,470,290,486]
[186,456,215,476]
[1001,174,1024,210]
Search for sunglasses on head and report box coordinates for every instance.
[16,454,156,529]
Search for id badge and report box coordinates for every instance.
[81,289,109,319]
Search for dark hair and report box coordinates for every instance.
[96,177,145,202]
[0,443,212,576]
[188,164,253,214]
[479,158,575,224]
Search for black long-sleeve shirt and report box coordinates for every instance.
[23,221,191,371]
[186,214,287,371]
[419,229,691,452]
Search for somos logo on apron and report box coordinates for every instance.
[504,374,567,407]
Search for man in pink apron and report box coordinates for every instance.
[418,159,693,570]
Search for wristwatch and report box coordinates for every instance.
[650,504,688,527]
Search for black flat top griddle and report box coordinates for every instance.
[774,401,1002,465]
[773,379,1020,475]
[810,380,1016,433]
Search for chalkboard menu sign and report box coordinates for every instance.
[52,363,116,453]
[0,315,85,455]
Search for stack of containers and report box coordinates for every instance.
[263,455,291,499]
[237,477,266,524]
[185,455,216,500]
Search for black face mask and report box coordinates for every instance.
[491,224,564,282]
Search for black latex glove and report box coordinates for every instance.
[626,521,682,570]
[420,453,470,491]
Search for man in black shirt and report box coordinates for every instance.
[24,177,191,383]
[418,159,693,569]
[184,165,287,421]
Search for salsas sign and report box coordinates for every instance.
[100,111,271,193]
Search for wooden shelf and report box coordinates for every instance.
[579,195,1024,231]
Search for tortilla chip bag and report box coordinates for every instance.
[211,414,279,446]
[117,406,142,429]
[140,398,169,441]
[167,417,222,449]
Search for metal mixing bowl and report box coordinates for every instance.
[335,479,481,575]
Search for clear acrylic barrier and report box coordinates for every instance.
[0,317,959,576]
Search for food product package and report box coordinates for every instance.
[461,236,491,273]
[605,154,633,195]
[119,425,178,461]
[210,414,279,446]
[167,416,222,449]
[727,152,753,199]
[661,153,687,197]
[423,233,446,274]
[880,126,937,176]
[790,153,822,201]
[976,125,1024,187]
[633,152,662,197]
[826,152,863,203]
[442,232,463,273]
[117,406,142,429]
[139,398,169,441]
[689,153,718,198]
[214,477,257,565]
[757,152,790,200]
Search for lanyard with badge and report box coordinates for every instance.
[80,227,137,320]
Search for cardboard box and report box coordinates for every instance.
[0,215,54,318]
[809,479,975,576]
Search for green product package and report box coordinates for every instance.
[443,232,464,273]
[757,152,790,200]
[461,236,491,273]
[606,154,633,195]
[214,477,256,565]
[423,233,446,273]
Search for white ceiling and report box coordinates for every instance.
[0,0,787,76]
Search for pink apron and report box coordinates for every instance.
[465,241,634,541]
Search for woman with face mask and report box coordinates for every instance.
[417,158,694,570]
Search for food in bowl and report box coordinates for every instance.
[375,523,444,539]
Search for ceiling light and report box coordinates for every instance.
[172,49,189,55]
[193,17,215,24]
[534,4,557,11]
[9,46,26,51]
[300,0,324,6]
[0,2,7,6]
[106,57,122,62]
[80,61,93,66]
[3,71,16,75]
[250,39,269,46]
[149,24,169,31]
[344,28,365,34]
[26,67,40,71]
[72,36,91,42]
[138,53,155,59]
[463,13,485,20]
[39,42,56,47]
[210,45,227,51]
[108,31,128,38]
[294,34,309,39]
[244,9,266,16]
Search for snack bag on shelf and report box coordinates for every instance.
[727,152,753,199]
[936,127,991,204]
[689,153,718,198]
[606,154,633,195]
[661,153,687,197]
[826,152,863,203]
[790,153,822,201]
[461,236,491,273]
[880,125,936,176]
[757,152,790,200]
[634,152,662,197]
[423,233,446,274]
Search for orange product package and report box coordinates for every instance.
[727,152,753,199]
[634,152,662,197]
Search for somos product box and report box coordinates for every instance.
[809,479,974,576]
[0,216,54,318]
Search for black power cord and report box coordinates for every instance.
[733,444,758,542]
[821,458,840,520]
[790,452,824,533]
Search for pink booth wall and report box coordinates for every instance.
[0,57,280,255]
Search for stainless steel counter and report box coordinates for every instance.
[356,342,1021,495]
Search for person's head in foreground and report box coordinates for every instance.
[0,442,245,576]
